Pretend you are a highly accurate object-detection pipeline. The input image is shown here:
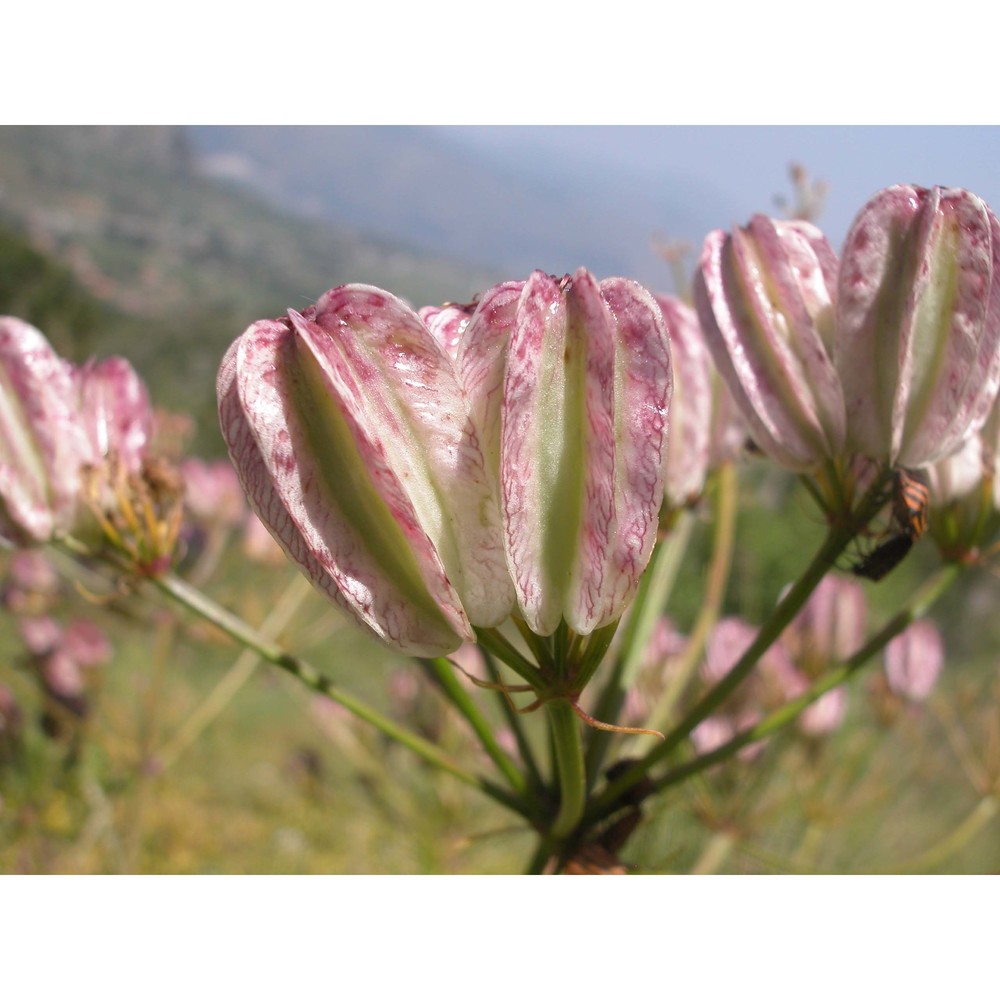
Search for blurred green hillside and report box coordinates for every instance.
[0,126,494,453]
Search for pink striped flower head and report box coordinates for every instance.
[219,284,515,657]
[694,216,846,470]
[836,185,1000,468]
[220,272,672,655]
[0,318,91,545]
[457,269,672,637]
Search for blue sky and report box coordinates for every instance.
[435,126,1000,251]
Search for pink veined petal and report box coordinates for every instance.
[695,232,818,468]
[578,275,671,631]
[836,185,923,461]
[501,272,569,635]
[565,270,617,634]
[418,304,473,359]
[0,318,87,544]
[655,295,712,508]
[457,280,525,483]
[897,189,1000,465]
[304,285,513,627]
[499,271,671,636]
[729,218,844,459]
[219,321,471,657]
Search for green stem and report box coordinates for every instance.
[157,571,313,770]
[524,837,554,875]
[546,698,586,839]
[645,462,738,735]
[511,616,554,673]
[147,570,532,820]
[584,513,693,784]
[587,479,889,825]
[641,562,962,803]
[474,627,547,690]
[481,648,547,795]
[419,657,528,797]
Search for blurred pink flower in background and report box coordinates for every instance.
[181,458,246,529]
[0,318,91,545]
[1,550,60,614]
[0,317,155,547]
[884,620,944,702]
[785,575,867,675]
[74,356,153,475]
[798,686,848,736]
[241,510,288,567]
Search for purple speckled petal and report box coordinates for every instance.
[499,271,671,635]
[500,272,568,635]
[694,220,845,470]
[219,318,472,657]
[579,276,671,631]
[75,356,153,473]
[655,295,712,508]
[305,286,513,628]
[837,185,1000,467]
[418,304,473,359]
[0,318,88,545]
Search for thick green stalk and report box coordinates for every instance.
[419,657,528,796]
[546,698,586,839]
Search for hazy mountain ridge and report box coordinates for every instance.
[0,126,497,322]
[187,126,735,289]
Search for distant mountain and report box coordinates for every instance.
[0,127,496,317]
[0,126,497,453]
[187,126,736,290]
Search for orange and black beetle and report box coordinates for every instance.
[851,469,930,581]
